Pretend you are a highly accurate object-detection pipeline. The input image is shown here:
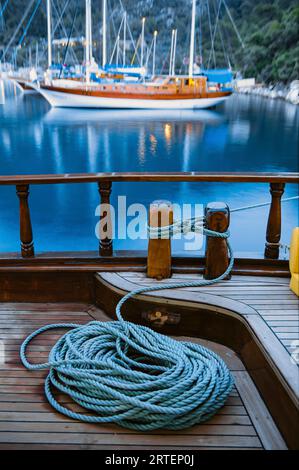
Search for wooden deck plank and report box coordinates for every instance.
[0,421,256,436]
[0,444,263,450]
[0,400,248,416]
[258,310,299,316]
[234,372,287,450]
[0,411,251,426]
[272,327,299,333]
[121,273,290,284]
[0,303,92,312]
[0,432,263,447]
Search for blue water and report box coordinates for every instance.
[0,83,298,255]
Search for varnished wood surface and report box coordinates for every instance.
[204,203,230,279]
[41,84,231,101]
[264,183,285,259]
[0,252,291,278]
[109,273,299,358]
[0,171,298,185]
[0,303,286,450]
[147,201,173,279]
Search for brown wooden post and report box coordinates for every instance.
[147,200,173,280]
[16,184,34,258]
[98,181,113,256]
[264,183,285,259]
[204,202,230,280]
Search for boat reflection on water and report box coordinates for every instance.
[43,107,225,125]
[43,108,226,170]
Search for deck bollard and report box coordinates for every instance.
[16,184,35,258]
[98,181,113,256]
[204,202,230,280]
[147,200,173,280]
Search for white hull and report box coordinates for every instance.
[36,86,230,110]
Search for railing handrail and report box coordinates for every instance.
[0,172,298,261]
[0,172,299,185]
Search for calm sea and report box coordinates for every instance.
[0,83,298,255]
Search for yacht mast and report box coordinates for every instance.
[123,11,127,66]
[85,0,92,82]
[47,0,52,69]
[189,0,196,78]
[140,17,145,68]
[102,0,107,68]
[35,41,39,69]
[172,29,177,76]
[116,35,120,66]
[152,30,157,76]
[169,29,174,76]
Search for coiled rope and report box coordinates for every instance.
[20,227,234,431]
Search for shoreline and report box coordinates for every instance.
[237,81,299,105]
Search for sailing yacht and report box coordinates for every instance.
[37,76,231,109]
[35,0,232,109]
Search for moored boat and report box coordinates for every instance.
[34,76,232,109]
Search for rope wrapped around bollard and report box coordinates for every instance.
[20,227,234,431]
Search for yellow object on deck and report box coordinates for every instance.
[289,227,299,297]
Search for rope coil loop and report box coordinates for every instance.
[20,226,234,431]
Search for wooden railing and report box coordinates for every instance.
[0,172,298,260]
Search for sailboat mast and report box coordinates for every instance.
[116,35,120,66]
[46,0,52,69]
[35,41,39,69]
[102,0,107,68]
[169,30,174,76]
[172,29,177,76]
[140,17,145,68]
[85,0,92,82]
[189,0,196,78]
[123,11,126,66]
[152,30,157,76]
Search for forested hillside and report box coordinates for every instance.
[0,0,298,83]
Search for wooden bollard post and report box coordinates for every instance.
[16,184,35,258]
[264,182,285,259]
[98,181,113,256]
[204,202,230,280]
[147,200,173,280]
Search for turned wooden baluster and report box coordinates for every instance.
[204,202,230,280]
[16,184,34,258]
[264,182,285,259]
[98,181,113,256]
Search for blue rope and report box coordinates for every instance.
[20,228,234,431]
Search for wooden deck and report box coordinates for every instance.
[0,301,287,450]
[104,273,299,357]
[95,272,299,449]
